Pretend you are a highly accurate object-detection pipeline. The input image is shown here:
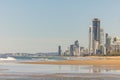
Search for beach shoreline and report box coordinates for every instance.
[0,73,120,80]
[1,56,120,80]
[20,56,120,65]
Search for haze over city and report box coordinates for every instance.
[0,0,120,53]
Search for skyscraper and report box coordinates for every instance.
[93,18,100,43]
[58,45,62,56]
[89,26,93,55]
[92,18,105,54]
[100,28,104,45]
[70,44,75,56]
[75,40,79,47]
[99,28,104,54]
[105,33,111,54]
[69,40,80,56]
[74,40,80,56]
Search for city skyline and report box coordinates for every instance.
[0,0,120,53]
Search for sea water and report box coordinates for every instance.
[0,57,120,80]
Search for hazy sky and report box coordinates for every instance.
[0,0,120,53]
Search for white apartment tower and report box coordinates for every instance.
[89,26,93,55]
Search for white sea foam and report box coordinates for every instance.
[0,57,16,61]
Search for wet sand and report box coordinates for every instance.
[0,73,120,80]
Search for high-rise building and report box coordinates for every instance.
[105,33,111,54]
[89,26,93,55]
[75,40,79,47]
[69,40,80,56]
[58,45,62,56]
[99,28,104,54]
[70,44,75,56]
[93,40,99,54]
[100,28,104,45]
[93,18,100,43]
[92,18,105,54]
[74,40,80,56]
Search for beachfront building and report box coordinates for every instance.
[74,40,80,56]
[80,47,89,56]
[100,28,104,45]
[92,18,101,55]
[69,40,80,56]
[93,40,99,55]
[93,18,100,44]
[64,49,70,56]
[99,28,105,54]
[89,18,105,55]
[89,26,93,55]
[58,45,62,56]
[110,37,120,55]
[105,33,112,54]
[70,44,75,56]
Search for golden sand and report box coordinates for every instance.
[20,59,120,65]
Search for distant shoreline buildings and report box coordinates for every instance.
[89,18,105,55]
[58,18,120,56]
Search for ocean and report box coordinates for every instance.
[0,56,120,80]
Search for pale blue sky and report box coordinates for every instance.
[0,0,120,53]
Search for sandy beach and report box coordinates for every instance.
[1,57,120,80]
[20,56,120,65]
